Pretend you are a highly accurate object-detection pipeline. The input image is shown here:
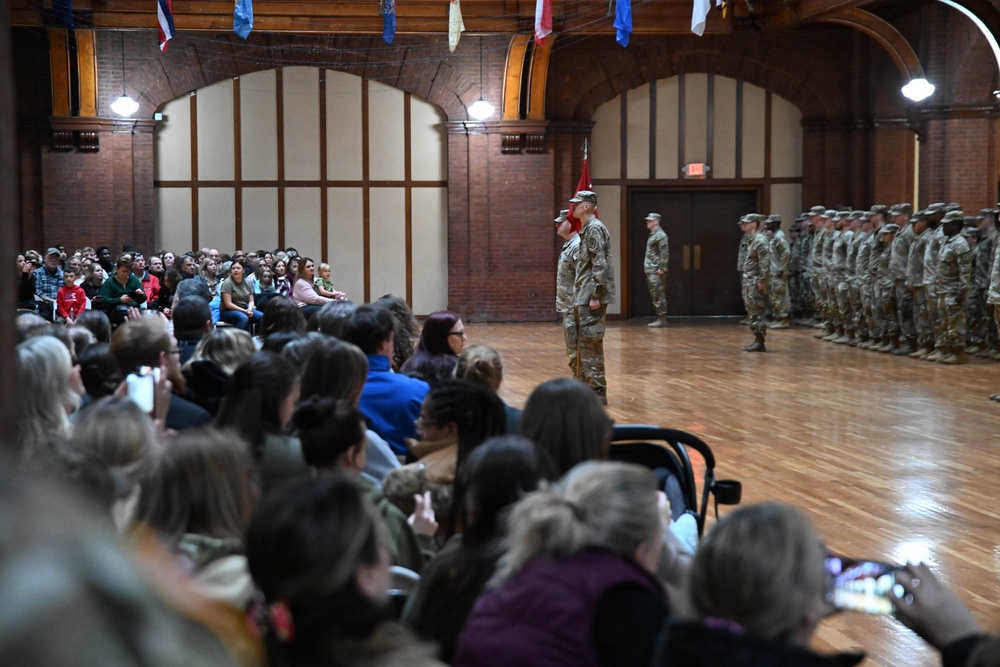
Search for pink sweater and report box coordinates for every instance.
[292,279,332,307]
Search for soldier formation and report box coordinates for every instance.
[777,203,1000,376]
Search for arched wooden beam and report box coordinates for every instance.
[502,34,530,121]
[819,7,925,81]
[527,37,554,120]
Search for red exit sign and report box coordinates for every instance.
[683,162,709,179]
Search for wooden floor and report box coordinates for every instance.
[467,318,1000,667]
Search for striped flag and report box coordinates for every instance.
[157,0,176,52]
[448,0,465,52]
[534,0,552,46]
[234,0,253,39]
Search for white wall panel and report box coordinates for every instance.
[196,80,234,180]
[742,84,766,178]
[411,187,449,314]
[369,82,405,181]
[284,188,322,255]
[411,97,447,181]
[369,188,407,299]
[155,94,190,180]
[241,70,278,181]
[593,185,621,315]
[654,77,679,179]
[155,188,191,252]
[198,188,235,251]
[283,67,321,181]
[327,188,365,301]
[592,97,620,179]
[242,188,278,252]
[626,84,650,179]
[713,76,738,179]
[771,95,803,178]
[684,73,708,164]
[326,71,363,181]
[770,184,802,231]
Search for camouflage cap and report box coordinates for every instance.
[945,203,962,213]
[879,223,901,235]
[870,204,889,215]
[645,212,662,222]
[823,209,838,219]
[861,211,873,221]
[963,216,979,227]
[978,208,995,218]
[961,227,980,240]
[926,202,947,213]
[889,203,913,216]
[910,210,928,221]
[849,210,864,219]
[809,205,826,216]
[570,190,597,205]
[941,210,965,223]
[766,214,782,223]
[554,209,569,223]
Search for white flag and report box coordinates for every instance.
[449,0,466,52]
[691,0,710,36]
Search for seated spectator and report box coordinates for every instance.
[75,309,112,344]
[96,244,113,273]
[66,324,97,359]
[271,258,292,298]
[299,337,400,482]
[137,427,260,608]
[183,327,256,416]
[81,263,108,306]
[293,396,431,574]
[375,294,419,371]
[278,331,327,371]
[34,247,64,322]
[245,475,441,667]
[309,299,354,337]
[455,344,522,434]
[454,461,670,666]
[405,436,541,661]
[313,262,346,299]
[172,295,212,365]
[99,254,147,327]
[77,341,123,409]
[132,253,160,309]
[260,295,306,341]
[156,268,180,316]
[219,259,262,332]
[342,304,429,456]
[253,263,279,310]
[175,275,219,324]
[198,256,220,298]
[401,311,466,386]
[652,502,859,667]
[110,316,213,431]
[56,268,87,323]
[518,377,613,480]
[382,379,506,537]
[291,257,333,319]
[17,253,37,312]
[215,352,309,496]
[15,335,82,458]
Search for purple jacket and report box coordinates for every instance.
[453,550,665,667]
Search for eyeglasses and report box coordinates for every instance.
[448,329,467,338]
[167,349,181,355]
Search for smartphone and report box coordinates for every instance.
[126,366,159,413]
[825,555,903,614]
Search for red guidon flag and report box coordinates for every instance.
[568,156,595,233]
[534,0,552,45]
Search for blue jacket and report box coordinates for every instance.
[359,354,429,455]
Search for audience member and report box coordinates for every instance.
[291,257,333,319]
[15,334,82,458]
[34,247,65,322]
[401,311,466,385]
[455,344,521,434]
[375,294,419,371]
[99,254,147,327]
[183,327,256,416]
[219,258,262,332]
[77,341,123,408]
[260,295,307,340]
[172,296,212,365]
[310,299,356,337]
[56,267,86,323]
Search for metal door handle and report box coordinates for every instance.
[683,245,690,270]
[694,245,701,270]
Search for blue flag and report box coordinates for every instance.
[53,0,74,27]
[614,0,632,47]
[382,0,396,44]
[234,0,253,39]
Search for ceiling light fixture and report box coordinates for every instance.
[111,34,140,117]
[467,39,494,121]
[901,78,936,102]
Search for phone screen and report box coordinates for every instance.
[825,556,901,614]
[126,367,158,413]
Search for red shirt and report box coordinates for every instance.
[140,272,161,306]
[56,284,87,320]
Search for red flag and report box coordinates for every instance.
[534,0,551,45]
[568,157,593,233]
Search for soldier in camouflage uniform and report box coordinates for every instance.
[643,213,670,328]
[988,227,1000,398]
[788,216,805,321]
[905,211,934,358]
[871,223,900,352]
[845,212,868,345]
[967,209,997,355]
[814,211,838,338]
[807,208,828,328]
[764,215,791,329]
[889,203,917,355]
[922,204,949,360]
[570,190,615,404]
[737,227,750,324]
[857,206,886,348]
[739,214,771,352]
[934,211,973,364]
[554,209,580,377]
[828,212,854,343]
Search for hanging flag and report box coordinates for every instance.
[157,0,176,52]
[691,0,710,36]
[534,0,552,46]
[720,0,728,19]
[234,0,253,39]
[568,152,594,233]
[381,0,396,44]
[52,0,74,27]
[448,0,465,52]
[613,0,631,47]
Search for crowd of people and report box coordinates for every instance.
[6,239,998,666]
[736,204,1000,374]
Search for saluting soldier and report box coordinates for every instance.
[554,209,580,377]
[643,213,670,328]
[570,190,615,405]
[739,214,771,352]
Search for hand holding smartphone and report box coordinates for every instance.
[826,555,904,614]
[126,366,160,414]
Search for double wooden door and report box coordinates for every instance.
[628,189,758,317]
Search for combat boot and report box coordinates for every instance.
[965,342,985,355]
[909,345,929,359]
[856,336,873,349]
[874,336,894,352]
[925,347,945,362]
[742,334,766,352]
[893,338,916,356]
[822,327,842,342]
[938,348,964,364]
[648,317,668,328]
[771,319,790,329]
[990,392,1000,402]
[834,330,852,344]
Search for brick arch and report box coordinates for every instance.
[123,34,503,121]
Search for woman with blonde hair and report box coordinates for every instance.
[455,344,521,434]
[453,461,670,666]
[15,335,82,458]
[198,256,219,298]
[183,327,257,416]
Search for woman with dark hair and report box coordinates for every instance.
[245,475,442,667]
[260,295,307,340]
[137,427,260,608]
[75,309,112,344]
[156,268,181,316]
[272,258,293,298]
[375,294,419,371]
[98,254,147,327]
[518,377,614,481]
[219,259,263,332]
[293,396,429,574]
[382,379,506,537]
[215,352,308,496]
[299,337,399,482]
[291,257,332,320]
[405,436,541,661]
[400,311,467,386]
